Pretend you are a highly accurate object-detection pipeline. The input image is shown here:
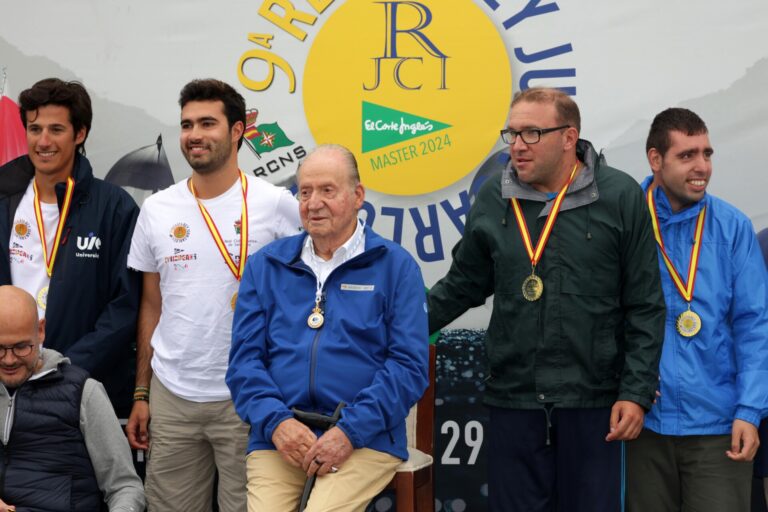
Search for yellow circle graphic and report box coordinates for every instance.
[15,222,29,238]
[304,0,512,196]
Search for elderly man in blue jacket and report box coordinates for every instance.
[627,108,768,511]
[227,143,429,512]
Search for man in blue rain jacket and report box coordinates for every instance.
[627,108,768,512]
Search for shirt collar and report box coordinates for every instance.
[304,217,365,264]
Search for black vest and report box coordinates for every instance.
[1,364,104,511]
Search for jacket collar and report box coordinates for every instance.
[265,223,388,268]
[501,139,601,216]
[0,153,93,206]
[640,175,707,225]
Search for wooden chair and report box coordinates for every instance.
[386,343,436,511]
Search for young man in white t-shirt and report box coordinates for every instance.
[125,78,301,512]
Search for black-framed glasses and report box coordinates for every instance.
[500,125,570,145]
[0,343,35,358]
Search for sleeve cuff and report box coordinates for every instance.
[735,406,761,428]
[335,419,363,449]
[617,391,653,412]
[264,410,295,444]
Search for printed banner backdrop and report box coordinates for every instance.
[2,1,768,510]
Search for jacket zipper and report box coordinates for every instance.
[287,243,387,410]
[2,394,14,445]
[309,319,323,408]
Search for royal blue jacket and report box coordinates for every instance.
[642,177,768,435]
[227,225,429,460]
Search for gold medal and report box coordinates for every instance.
[37,286,48,310]
[522,273,543,301]
[308,309,324,329]
[231,292,238,311]
[307,296,324,329]
[676,309,702,337]
[308,311,324,329]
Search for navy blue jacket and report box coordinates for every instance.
[227,225,429,460]
[1,363,104,511]
[0,154,140,416]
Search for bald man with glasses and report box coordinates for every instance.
[428,87,665,512]
[0,285,144,512]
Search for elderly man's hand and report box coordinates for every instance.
[303,426,354,477]
[726,419,760,462]
[0,498,16,511]
[272,418,318,468]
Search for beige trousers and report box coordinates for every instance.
[145,376,249,512]
[246,448,400,512]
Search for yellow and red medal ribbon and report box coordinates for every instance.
[646,187,706,302]
[191,172,249,281]
[33,177,75,278]
[510,164,579,268]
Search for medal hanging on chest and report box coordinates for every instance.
[511,164,578,302]
[521,273,544,301]
[191,172,248,311]
[307,295,325,329]
[676,305,702,337]
[37,285,49,310]
[647,187,706,338]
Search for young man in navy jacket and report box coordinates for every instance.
[0,78,140,417]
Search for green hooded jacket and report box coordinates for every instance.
[428,140,665,410]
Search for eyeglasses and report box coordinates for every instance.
[500,125,570,145]
[0,343,35,358]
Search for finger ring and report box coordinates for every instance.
[313,458,323,465]
[331,466,339,473]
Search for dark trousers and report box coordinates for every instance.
[626,428,753,512]
[488,406,623,512]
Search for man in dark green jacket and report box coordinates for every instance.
[428,87,665,512]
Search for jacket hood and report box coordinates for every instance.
[501,138,602,215]
[0,155,34,198]
[32,348,70,379]
[0,154,93,201]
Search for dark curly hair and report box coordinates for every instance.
[18,78,92,155]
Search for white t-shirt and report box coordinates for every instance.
[10,181,58,318]
[127,174,301,401]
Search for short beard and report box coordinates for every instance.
[188,159,220,175]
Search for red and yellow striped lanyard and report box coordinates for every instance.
[33,177,74,278]
[510,164,579,271]
[190,172,249,281]
[647,187,706,303]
